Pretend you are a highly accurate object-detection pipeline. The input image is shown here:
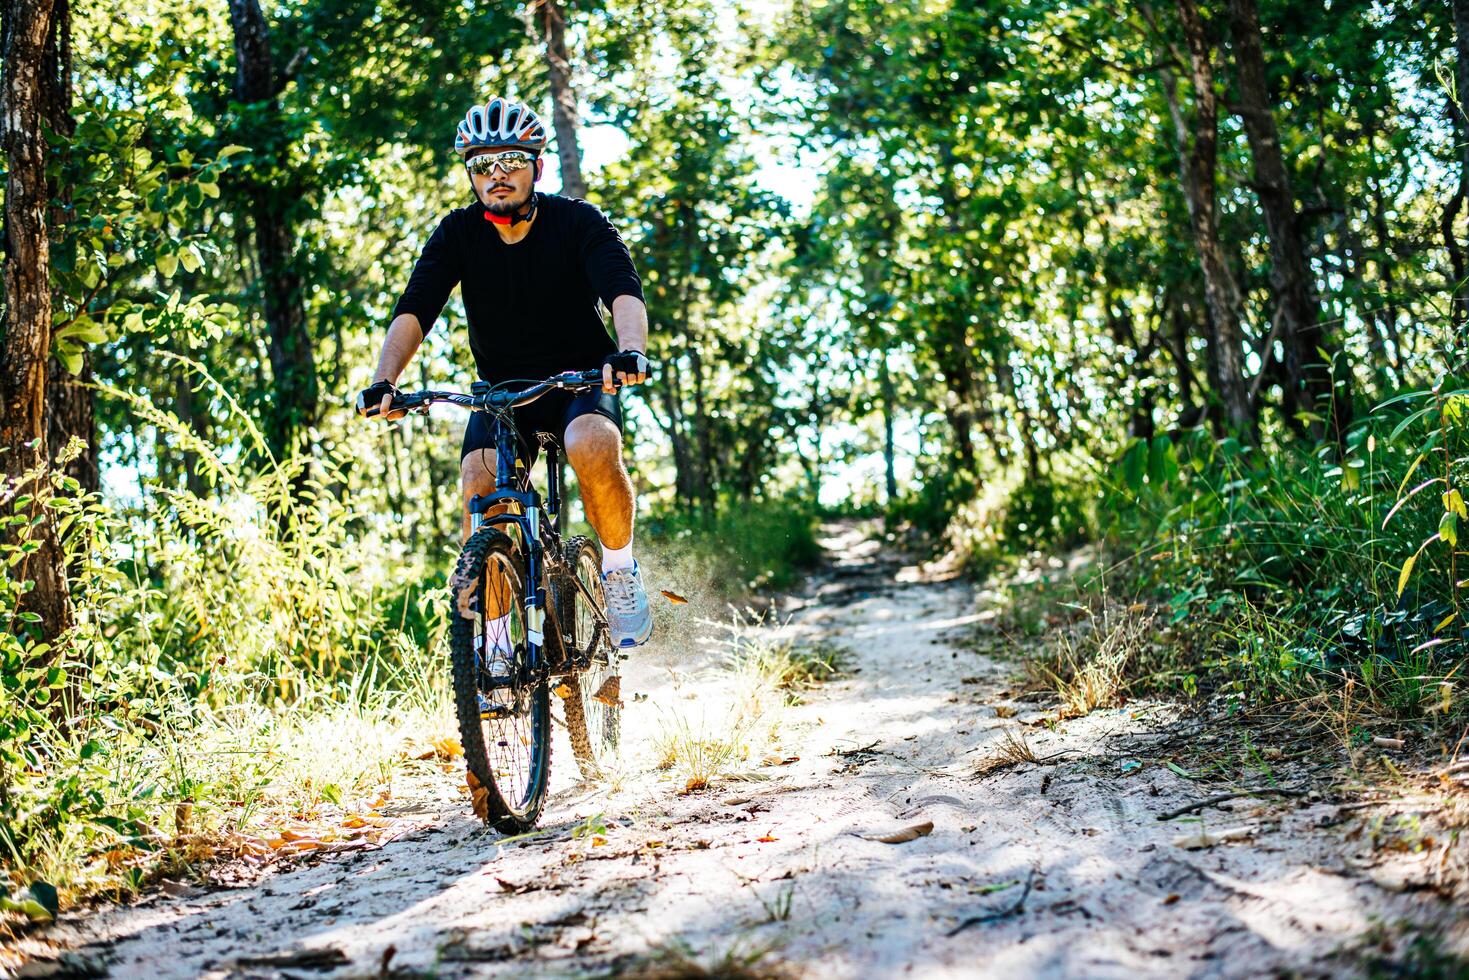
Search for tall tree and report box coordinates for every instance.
[534,0,587,199]
[1155,0,1252,435]
[1,0,74,639]
[1447,0,1469,330]
[1226,0,1350,441]
[40,0,97,494]
[227,0,318,463]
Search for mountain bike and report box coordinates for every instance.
[359,370,623,832]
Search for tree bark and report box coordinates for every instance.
[1226,0,1350,443]
[39,0,96,495]
[1,0,74,640]
[1161,1,1253,436]
[535,0,587,200]
[1446,0,1469,331]
[227,0,318,464]
[878,351,897,504]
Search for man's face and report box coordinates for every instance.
[468,147,540,215]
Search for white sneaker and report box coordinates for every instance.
[602,560,653,649]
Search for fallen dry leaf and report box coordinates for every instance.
[553,682,574,699]
[993,705,1017,719]
[760,754,800,766]
[466,770,492,823]
[757,834,779,843]
[592,675,621,706]
[1171,825,1253,849]
[660,590,689,605]
[863,820,934,844]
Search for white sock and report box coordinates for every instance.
[484,614,513,653]
[601,538,634,573]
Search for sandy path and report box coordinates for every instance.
[25,523,1466,977]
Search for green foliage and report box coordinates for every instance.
[645,498,821,593]
[0,376,449,900]
[1096,379,1468,711]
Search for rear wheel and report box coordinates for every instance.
[449,527,550,832]
[558,536,621,779]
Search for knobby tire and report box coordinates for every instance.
[558,535,622,779]
[449,527,551,833]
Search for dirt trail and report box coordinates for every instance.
[25,523,1467,977]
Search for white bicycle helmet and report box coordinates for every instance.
[455,96,549,158]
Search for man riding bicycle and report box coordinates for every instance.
[360,95,654,650]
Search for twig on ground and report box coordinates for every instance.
[1156,787,1307,821]
[946,867,1037,937]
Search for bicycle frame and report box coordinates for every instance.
[358,370,615,686]
[465,410,560,678]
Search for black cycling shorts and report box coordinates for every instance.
[460,389,622,470]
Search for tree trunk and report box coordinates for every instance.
[535,0,586,200]
[1226,0,1350,443]
[1162,1,1252,436]
[878,351,897,504]
[1,0,74,641]
[40,0,95,495]
[1446,0,1469,330]
[227,0,317,464]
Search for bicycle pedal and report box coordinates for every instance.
[479,702,513,720]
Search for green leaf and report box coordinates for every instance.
[218,144,249,158]
[1148,435,1178,486]
[1440,511,1458,548]
[0,895,52,920]
[1446,489,1467,520]
[1397,553,1417,598]
[57,318,106,345]
[26,881,58,917]
[155,252,179,278]
[178,245,202,274]
[198,181,219,199]
[1121,438,1147,492]
[1397,453,1427,498]
[55,343,82,375]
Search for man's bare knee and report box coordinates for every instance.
[564,416,622,473]
[461,452,496,493]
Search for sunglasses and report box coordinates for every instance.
[465,150,537,176]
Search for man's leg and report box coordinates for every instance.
[564,413,651,647]
[457,450,516,675]
[564,414,634,558]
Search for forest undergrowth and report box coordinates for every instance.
[0,375,822,926]
[941,375,1469,862]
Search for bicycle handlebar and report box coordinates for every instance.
[356,370,616,420]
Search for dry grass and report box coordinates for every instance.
[651,615,842,795]
[1038,604,1157,719]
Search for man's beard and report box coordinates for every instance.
[484,184,532,215]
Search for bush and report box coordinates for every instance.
[941,468,1099,574]
[643,497,820,594]
[0,368,449,908]
[1095,379,1468,713]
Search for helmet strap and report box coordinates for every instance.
[482,192,537,227]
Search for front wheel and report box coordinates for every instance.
[558,536,622,779]
[449,527,551,832]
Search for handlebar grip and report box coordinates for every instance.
[357,392,404,418]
